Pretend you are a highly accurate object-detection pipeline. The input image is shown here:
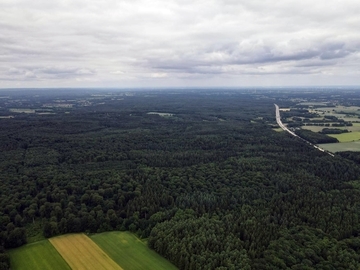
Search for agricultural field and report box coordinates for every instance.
[308,105,360,122]
[301,123,360,133]
[292,104,360,149]
[319,141,360,152]
[91,231,178,270]
[8,240,70,270]
[327,131,360,142]
[49,234,122,270]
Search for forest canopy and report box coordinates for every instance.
[1,89,360,269]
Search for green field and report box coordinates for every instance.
[91,231,178,270]
[302,124,360,133]
[328,131,360,142]
[8,240,70,270]
[318,141,360,152]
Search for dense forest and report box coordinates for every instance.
[294,129,339,144]
[1,89,360,269]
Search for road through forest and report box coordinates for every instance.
[274,104,334,157]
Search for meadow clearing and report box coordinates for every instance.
[319,141,360,152]
[302,123,360,133]
[49,233,122,270]
[8,240,70,270]
[91,231,178,270]
[147,112,174,117]
[328,131,360,142]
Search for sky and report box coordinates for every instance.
[1,0,360,88]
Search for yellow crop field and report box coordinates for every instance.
[49,234,123,270]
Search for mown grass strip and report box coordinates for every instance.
[49,233,122,270]
[90,231,178,270]
[8,239,70,270]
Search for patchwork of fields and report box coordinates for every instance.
[297,106,360,152]
[8,232,177,270]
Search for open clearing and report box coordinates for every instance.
[298,102,329,106]
[147,112,174,117]
[91,231,178,270]
[9,108,36,113]
[318,141,360,152]
[328,131,360,142]
[49,233,122,270]
[8,240,70,270]
[302,124,360,133]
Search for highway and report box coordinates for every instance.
[275,104,298,137]
[274,104,334,157]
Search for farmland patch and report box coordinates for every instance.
[328,131,360,142]
[8,240,70,270]
[49,233,122,270]
[91,231,178,270]
[318,141,360,152]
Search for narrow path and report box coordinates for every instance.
[274,104,334,157]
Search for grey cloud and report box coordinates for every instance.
[1,0,360,87]
[145,40,358,77]
[319,44,351,60]
[2,66,96,81]
[229,48,320,65]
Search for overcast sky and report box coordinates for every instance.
[1,0,360,88]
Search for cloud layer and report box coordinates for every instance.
[1,0,360,87]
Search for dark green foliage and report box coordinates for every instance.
[295,129,339,144]
[0,247,10,270]
[324,115,338,121]
[149,211,251,270]
[282,109,316,119]
[261,226,359,269]
[332,122,353,127]
[320,128,349,134]
[337,151,360,164]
